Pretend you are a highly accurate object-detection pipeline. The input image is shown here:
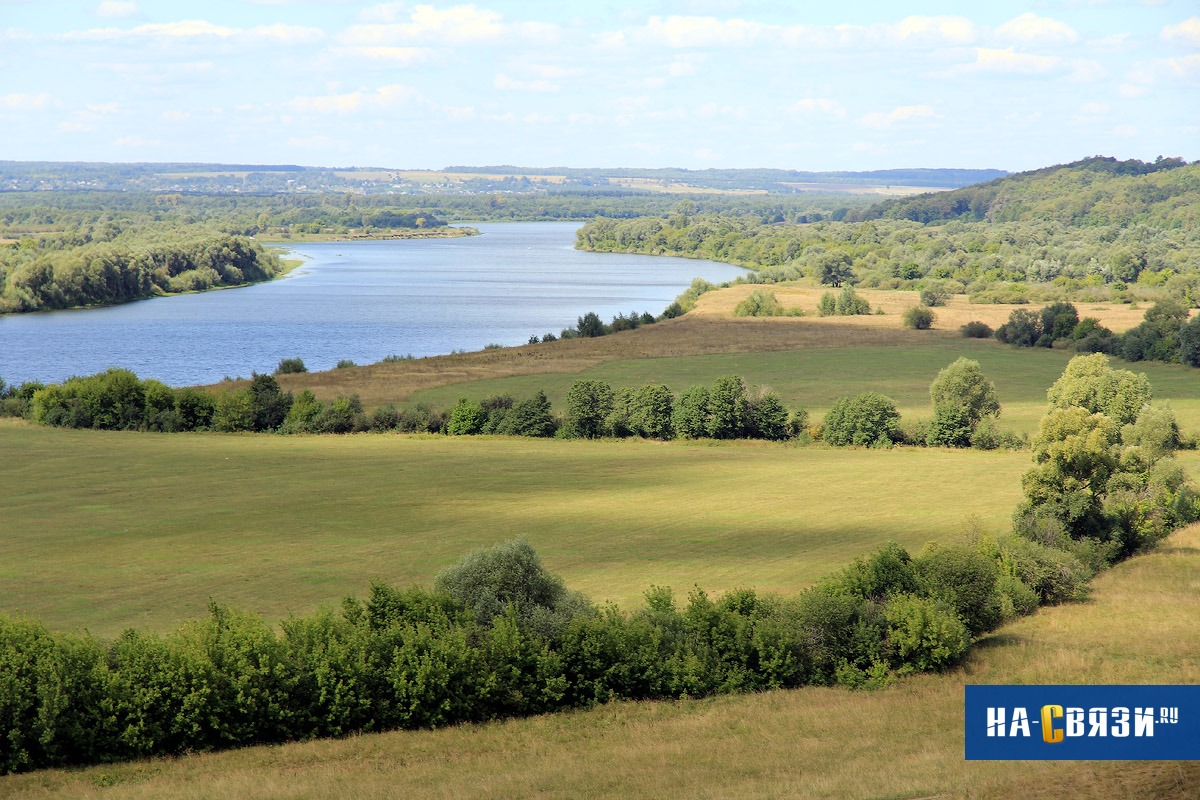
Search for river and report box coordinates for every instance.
[0,222,745,387]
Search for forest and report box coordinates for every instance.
[576,158,1200,307]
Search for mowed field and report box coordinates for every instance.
[7,523,1198,800]
[0,420,1027,636]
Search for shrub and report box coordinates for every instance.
[960,320,993,338]
[319,395,364,434]
[911,544,1002,635]
[884,594,970,673]
[335,360,356,369]
[565,380,615,439]
[746,390,791,441]
[281,390,324,434]
[926,357,1000,448]
[447,398,487,435]
[433,538,591,639]
[734,289,782,317]
[817,292,837,317]
[902,306,935,330]
[822,392,900,447]
[835,286,870,316]
[495,392,556,437]
[275,357,307,375]
[919,287,950,307]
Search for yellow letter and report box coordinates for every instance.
[1042,705,1064,744]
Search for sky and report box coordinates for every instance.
[0,0,1197,171]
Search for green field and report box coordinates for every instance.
[0,420,1028,636]
[407,339,1200,436]
[7,522,1197,800]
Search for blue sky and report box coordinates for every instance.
[1,1,1196,171]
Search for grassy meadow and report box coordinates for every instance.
[6,522,1197,800]
[273,287,1200,437]
[0,419,1026,636]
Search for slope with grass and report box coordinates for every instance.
[6,522,1197,800]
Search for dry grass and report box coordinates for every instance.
[696,284,1159,334]
[259,313,943,408]
[8,524,1198,800]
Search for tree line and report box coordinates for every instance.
[0,227,281,313]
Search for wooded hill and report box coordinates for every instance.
[576,156,1200,308]
[847,156,1198,227]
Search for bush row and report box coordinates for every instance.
[993,299,1200,366]
[0,531,1094,775]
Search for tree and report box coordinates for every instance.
[1180,315,1200,367]
[813,251,853,287]
[673,386,710,439]
[823,392,900,446]
[564,380,614,438]
[1046,353,1150,427]
[248,373,292,431]
[447,398,486,435]
[926,358,1000,447]
[628,384,674,439]
[747,390,790,441]
[575,312,605,338]
[496,391,556,437]
[707,376,749,439]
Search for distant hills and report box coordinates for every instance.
[0,161,1005,196]
[848,156,1198,227]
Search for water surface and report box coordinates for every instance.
[0,222,745,386]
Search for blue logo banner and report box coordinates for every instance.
[965,685,1199,760]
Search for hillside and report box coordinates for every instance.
[849,156,1199,227]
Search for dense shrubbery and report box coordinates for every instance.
[902,306,936,330]
[0,527,1104,775]
[817,286,870,317]
[822,392,900,447]
[994,300,1200,368]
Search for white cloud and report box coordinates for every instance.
[287,84,418,114]
[328,46,433,65]
[996,13,1078,45]
[608,15,770,48]
[959,47,1061,75]
[1161,17,1200,47]
[343,4,555,46]
[0,92,50,110]
[1080,102,1110,114]
[64,19,323,44]
[493,74,559,92]
[859,105,938,129]
[786,98,847,119]
[95,1,139,19]
[890,15,975,45]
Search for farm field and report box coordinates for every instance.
[7,522,1197,800]
[0,419,1027,636]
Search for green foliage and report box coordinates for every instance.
[575,312,605,338]
[1046,353,1150,426]
[274,357,307,375]
[707,375,749,439]
[565,380,615,439]
[494,391,556,437]
[883,594,970,673]
[912,544,1002,636]
[733,288,782,317]
[281,390,324,434]
[919,285,951,307]
[960,320,993,338]
[672,386,711,439]
[626,384,675,440]
[447,398,487,435]
[248,374,293,432]
[926,358,1000,448]
[335,360,357,369]
[813,251,853,287]
[823,392,900,447]
[433,538,588,639]
[902,306,935,330]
